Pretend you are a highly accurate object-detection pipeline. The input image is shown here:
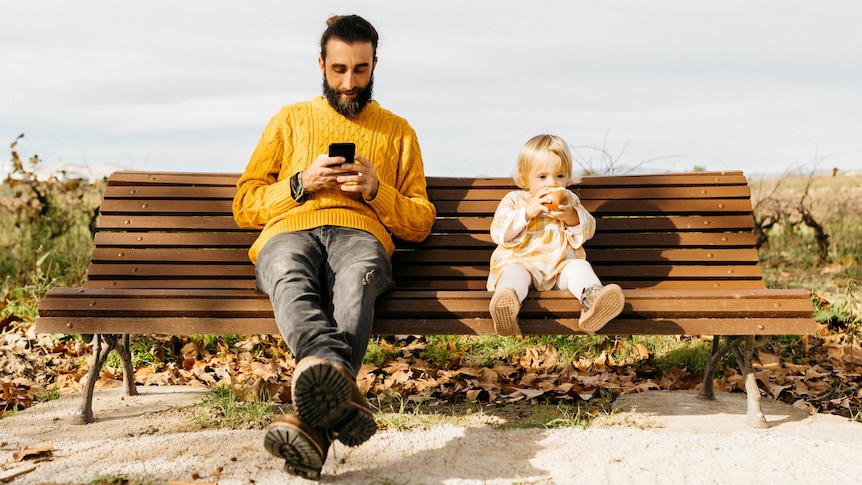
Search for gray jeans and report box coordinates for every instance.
[255,226,393,376]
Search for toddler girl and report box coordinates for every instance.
[487,134,625,335]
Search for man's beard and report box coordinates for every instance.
[323,74,374,118]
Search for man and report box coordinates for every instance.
[232,14,436,480]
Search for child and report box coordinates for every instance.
[487,134,625,336]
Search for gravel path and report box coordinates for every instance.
[2,386,860,484]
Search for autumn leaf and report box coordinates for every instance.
[12,443,53,462]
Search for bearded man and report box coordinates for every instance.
[232,14,435,480]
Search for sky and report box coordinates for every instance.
[2,0,861,179]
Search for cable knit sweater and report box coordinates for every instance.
[233,97,436,263]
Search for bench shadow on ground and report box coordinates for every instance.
[612,389,811,431]
[332,424,552,483]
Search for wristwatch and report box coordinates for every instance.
[290,171,307,203]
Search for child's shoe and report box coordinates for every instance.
[490,287,521,336]
[578,284,624,334]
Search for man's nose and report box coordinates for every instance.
[342,72,357,90]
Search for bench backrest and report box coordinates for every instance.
[87,171,762,293]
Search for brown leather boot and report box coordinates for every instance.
[292,356,377,447]
[263,412,329,481]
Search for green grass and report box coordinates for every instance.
[371,389,616,431]
[651,338,711,374]
[381,333,715,376]
[1,406,17,420]
[193,384,281,429]
[90,473,163,485]
[814,280,861,329]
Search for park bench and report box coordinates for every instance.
[35,170,817,427]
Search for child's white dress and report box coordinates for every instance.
[486,189,596,291]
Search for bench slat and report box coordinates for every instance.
[94,232,259,247]
[89,247,758,265]
[82,263,763,283]
[103,170,747,187]
[407,232,757,249]
[35,315,816,336]
[77,279,765,291]
[94,212,755,233]
[38,292,813,319]
[36,285,815,336]
[90,230,757,250]
[100,184,753,205]
[106,171,240,186]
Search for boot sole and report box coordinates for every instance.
[293,357,377,447]
[263,422,325,481]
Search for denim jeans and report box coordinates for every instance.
[255,226,394,376]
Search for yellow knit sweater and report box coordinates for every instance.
[233,97,436,263]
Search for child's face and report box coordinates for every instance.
[526,152,571,195]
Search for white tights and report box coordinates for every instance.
[494,260,602,303]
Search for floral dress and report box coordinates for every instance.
[486,189,596,291]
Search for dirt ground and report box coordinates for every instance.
[2,386,861,484]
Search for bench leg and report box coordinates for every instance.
[74,334,137,424]
[697,335,767,428]
[732,335,768,429]
[118,334,139,398]
[698,336,731,401]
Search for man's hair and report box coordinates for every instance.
[320,15,379,60]
[513,134,581,189]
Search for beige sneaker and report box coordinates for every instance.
[578,284,625,334]
[490,287,522,336]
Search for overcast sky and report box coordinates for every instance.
[3,0,861,179]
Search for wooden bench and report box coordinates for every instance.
[35,170,817,427]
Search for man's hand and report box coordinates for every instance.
[301,153,379,200]
[301,154,354,193]
[337,154,379,200]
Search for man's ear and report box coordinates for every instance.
[318,56,325,73]
[373,57,378,70]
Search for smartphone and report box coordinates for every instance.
[328,142,355,163]
[329,142,358,185]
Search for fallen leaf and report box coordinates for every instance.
[12,443,53,462]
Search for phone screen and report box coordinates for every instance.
[328,142,355,162]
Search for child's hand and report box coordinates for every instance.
[538,190,580,226]
[547,203,581,226]
[524,195,548,220]
[528,187,565,220]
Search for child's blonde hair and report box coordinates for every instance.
[513,134,581,189]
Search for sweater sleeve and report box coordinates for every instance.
[232,110,298,229]
[366,125,436,243]
[489,192,528,247]
[563,192,596,249]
